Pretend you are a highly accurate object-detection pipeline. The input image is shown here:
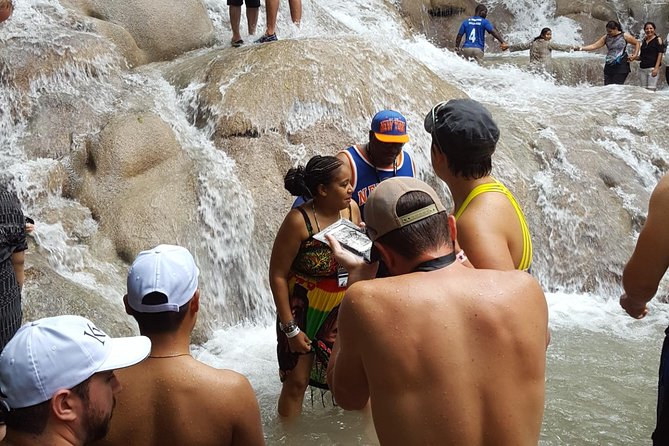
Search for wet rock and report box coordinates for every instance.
[64,112,199,263]
[61,0,215,65]
[22,245,135,337]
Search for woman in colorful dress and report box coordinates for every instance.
[269,155,361,417]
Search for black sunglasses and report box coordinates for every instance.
[430,101,447,154]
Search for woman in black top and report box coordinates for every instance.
[634,22,664,91]
[580,21,640,85]
[0,187,27,350]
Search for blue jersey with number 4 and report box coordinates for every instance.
[458,16,494,51]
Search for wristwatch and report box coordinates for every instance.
[279,320,298,334]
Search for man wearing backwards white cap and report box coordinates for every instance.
[0,315,151,446]
[326,177,548,446]
[95,244,264,446]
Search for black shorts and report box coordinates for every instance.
[227,0,260,7]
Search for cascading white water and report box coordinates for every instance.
[2,0,669,444]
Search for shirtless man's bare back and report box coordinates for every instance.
[94,245,264,446]
[327,177,548,446]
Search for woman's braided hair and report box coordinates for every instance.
[284,155,343,199]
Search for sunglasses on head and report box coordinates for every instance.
[430,101,448,153]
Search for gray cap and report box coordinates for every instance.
[424,99,499,157]
[364,177,448,241]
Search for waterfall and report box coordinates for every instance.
[2,0,669,443]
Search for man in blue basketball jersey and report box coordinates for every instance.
[336,110,416,217]
[455,4,507,63]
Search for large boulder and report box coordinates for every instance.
[64,112,199,263]
[61,0,215,65]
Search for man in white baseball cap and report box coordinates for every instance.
[96,244,264,446]
[0,315,150,446]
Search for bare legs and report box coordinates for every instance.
[230,5,242,43]
[230,5,259,44]
[247,7,259,36]
[288,0,302,26]
[261,0,301,38]
[277,353,313,417]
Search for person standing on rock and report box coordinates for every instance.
[632,22,663,91]
[0,0,12,24]
[454,4,508,63]
[579,20,640,86]
[229,0,259,47]
[255,0,301,43]
[620,173,669,445]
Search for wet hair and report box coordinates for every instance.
[434,134,493,179]
[4,378,90,435]
[606,21,622,32]
[376,191,451,259]
[535,27,551,41]
[644,22,656,31]
[129,292,191,334]
[475,4,487,16]
[283,155,343,199]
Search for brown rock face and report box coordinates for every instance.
[61,0,215,65]
[64,113,198,263]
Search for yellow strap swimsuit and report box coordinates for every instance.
[454,179,533,271]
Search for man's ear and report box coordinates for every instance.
[448,214,457,245]
[51,389,79,422]
[123,295,132,315]
[190,290,200,314]
[431,143,445,166]
[374,242,395,271]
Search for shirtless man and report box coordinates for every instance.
[95,245,264,446]
[0,315,150,446]
[621,173,669,445]
[425,98,533,271]
[326,177,548,446]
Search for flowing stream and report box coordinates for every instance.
[2,0,669,444]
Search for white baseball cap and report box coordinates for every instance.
[0,315,151,409]
[126,244,199,313]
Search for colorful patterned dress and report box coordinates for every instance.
[277,207,349,389]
